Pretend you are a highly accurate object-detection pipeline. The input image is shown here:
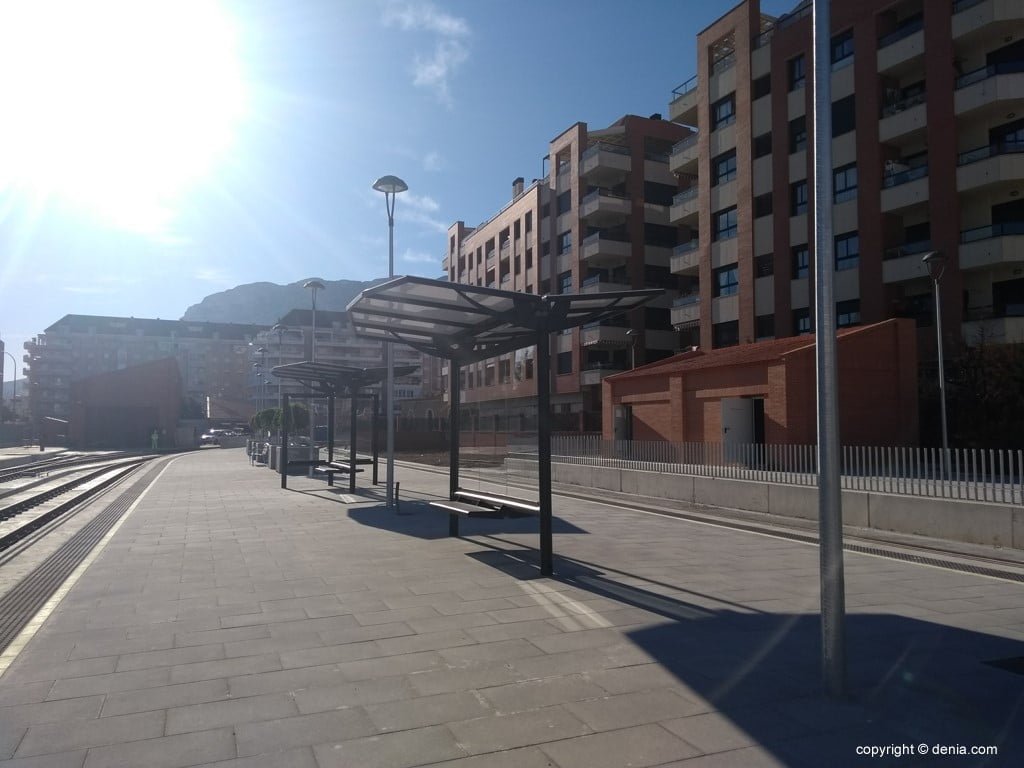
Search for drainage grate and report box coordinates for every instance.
[984,657,1024,676]
[0,461,163,653]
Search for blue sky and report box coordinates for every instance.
[0,0,796,374]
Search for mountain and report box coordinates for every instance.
[180,278,386,325]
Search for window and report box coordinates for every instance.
[753,74,771,99]
[556,190,572,215]
[711,94,736,129]
[754,193,773,218]
[713,264,739,297]
[793,308,812,335]
[753,132,772,158]
[789,116,807,153]
[792,244,809,279]
[836,299,861,328]
[832,95,856,137]
[831,30,854,69]
[557,270,572,294]
[558,231,572,254]
[712,321,739,349]
[789,54,806,90]
[834,163,857,203]
[835,231,859,271]
[499,359,511,383]
[556,352,573,375]
[713,206,738,241]
[712,150,737,186]
[790,180,809,216]
[526,248,533,268]
[525,211,532,232]
[755,253,774,277]
[756,314,775,339]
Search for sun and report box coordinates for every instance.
[0,0,246,233]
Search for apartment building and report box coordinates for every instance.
[444,114,692,431]
[667,0,1024,354]
[23,316,265,424]
[250,309,425,413]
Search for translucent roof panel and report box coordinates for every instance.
[346,276,663,363]
[271,362,418,394]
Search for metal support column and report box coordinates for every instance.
[327,392,335,465]
[448,361,461,536]
[349,394,358,493]
[372,394,380,485]
[536,334,553,577]
[280,393,290,489]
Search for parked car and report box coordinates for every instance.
[199,430,223,446]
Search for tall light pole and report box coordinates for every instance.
[922,251,949,477]
[304,280,325,469]
[304,280,325,362]
[625,328,639,370]
[3,350,16,422]
[373,174,408,508]
[273,324,288,420]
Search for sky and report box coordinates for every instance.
[0,0,797,378]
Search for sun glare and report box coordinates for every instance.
[0,0,245,233]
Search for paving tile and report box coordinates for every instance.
[312,724,465,768]
[168,653,282,685]
[228,663,347,699]
[335,650,445,682]
[480,675,608,715]
[406,612,498,634]
[199,746,319,768]
[47,668,172,700]
[448,706,591,754]
[585,662,685,694]
[101,679,229,717]
[0,751,86,768]
[235,708,377,757]
[314,621,414,646]
[539,723,700,768]
[467,619,564,643]
[364,691,491,732]
[407,659,523,697]
[3,656,117,685]
[0,695,103,729]
[0,681,53,708]
[174,625,270,648]
[224,632,325,659]
[429,746,559,768]
[564,688,706,731]
[15,711,164,758]
[0,724,26,760]
[166,691,299,735]
[293,676,418,715]
[82,728,236,768]
[115,642,225,672]
[373,628,477,656]
[438,638,546,667]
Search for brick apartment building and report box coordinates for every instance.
[444,114,693,431]
[667,0,1024,354]
[23,316,265,425]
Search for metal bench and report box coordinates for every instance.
[312,462,364,487]
[430,488,541,536]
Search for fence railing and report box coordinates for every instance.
[517,437,1024,504]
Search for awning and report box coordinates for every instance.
[270,362,418,395]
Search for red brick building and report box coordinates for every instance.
[602,318,918,446]
[68,358,181,449]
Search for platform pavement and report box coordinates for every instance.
[0,448,1021,768]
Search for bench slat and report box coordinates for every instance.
[430,500,504,517]
[453,490,539,514]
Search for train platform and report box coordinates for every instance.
[0,447,1022,767]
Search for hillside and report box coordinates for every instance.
[180,278,385,325]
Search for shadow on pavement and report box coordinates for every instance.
[468,545,1024,767]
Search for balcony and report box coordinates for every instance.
[880,164,929,212]
[670,294,701,327]
[580,142,631,186]
[881,239,933,283]
[670,240,700,275]
[876,20,924,74]
[669,187,700,224]
[669,134,699,174]
[579,189,630,227]
[581,275,631,294]
[668,75,698,125]
[959,221,1024,270]
[962,306,1024,344]
[878,92,926,142]
[956,140,1024,193]
[580,324,630,349]
[954,61,1024,117]
[580,232,631,267]
[953,0,1024,41]
[581,363,627,387]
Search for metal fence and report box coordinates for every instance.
[524,437,1024,505]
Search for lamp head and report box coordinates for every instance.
[303,279,325,292]
[921,250,946,281]
[372,175,408,195]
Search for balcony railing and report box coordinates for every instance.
[877,16,923,49]
[960,221,1024,244]
[882,163,928,188]
[880,90,926,118]
[671,75,697,101]
[673,239,700,255]
[672,134,698,154]
[957,139,1024,166]
[581,142,630,161]
[672,293,700,307]
[712,52,735,75]
[953,0,985,11]
[776,1,811,29]
[883,239,933,261]
[672,187,699,205]
[956,59,1024,89]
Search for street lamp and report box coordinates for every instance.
[922,250,949,477]
[303,280,325,363]
[625,328,639,370]
[303,280,325,470]
[3,350,16,422]
[373,174,408,508]
[272,324,288,418]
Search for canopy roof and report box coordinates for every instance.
[271,362,418,395]
[346,276,663,363]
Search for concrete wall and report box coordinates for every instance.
[507,458,1024,550]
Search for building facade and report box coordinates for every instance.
[667,0,1024,354]
[444,114,693,431]
[23,316,266,424]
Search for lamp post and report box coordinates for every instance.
[3,350,16,422]
[625,328,639,370]
[272,323,287,418]
[373,174,408,509]
[304,280,325,468]
[303,280,325,363]
[922,250,949,478]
